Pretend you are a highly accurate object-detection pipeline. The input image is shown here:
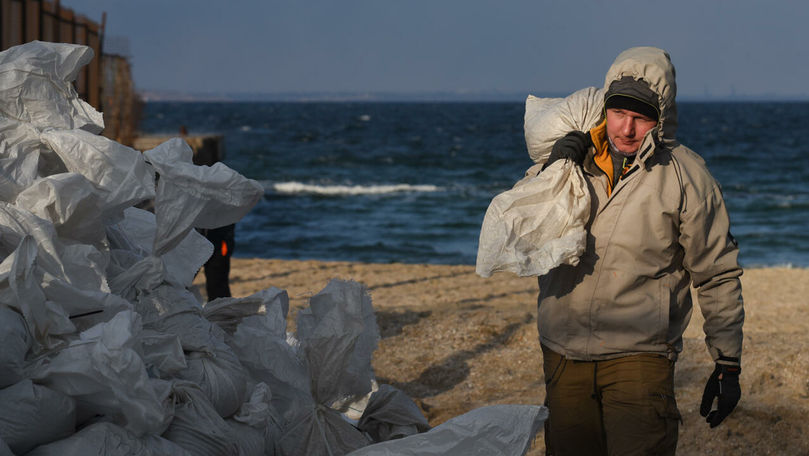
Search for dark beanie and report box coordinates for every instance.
[605,76,659,121]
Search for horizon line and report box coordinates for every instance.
[137,89,809,103]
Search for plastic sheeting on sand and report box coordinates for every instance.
[347,404,548,456]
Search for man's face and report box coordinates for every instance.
[605,108,658,155]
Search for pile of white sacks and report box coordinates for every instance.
[0,41,546,456]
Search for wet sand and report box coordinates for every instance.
[194,259,809,455]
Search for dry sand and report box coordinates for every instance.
[194,259,809,455]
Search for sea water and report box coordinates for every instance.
[140,101,809,268]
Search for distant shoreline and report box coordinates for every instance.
[138,91,809,104]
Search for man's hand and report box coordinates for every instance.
[700,362,741,428]
[542,131,592,170]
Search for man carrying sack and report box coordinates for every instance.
[536,47,744,455]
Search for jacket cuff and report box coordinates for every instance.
[715,354,741,367]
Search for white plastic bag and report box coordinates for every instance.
[114,207,213,289]
[277,405,371,456]
[40,271,133,334]
[0,202,108,292]
[357,384,430,442]
[0,437,11,456]
[226,383,282,456]
[25,422,193,456]
[231,295,309,421]
[0,120,41,202]
[476,160,590,277]
[524,87,605,164]
[163,382,240,456]
[131,284,248,417]
[347,404,548,456]
[274,279,380,456]
[26,310,174,436]
[136,329,187,378]
[204,287,290,336]
[0,235,75,351]
[0,41,104,133]
[143,138,263,255]
[40,129,155,225]
[15,173,107,244]
[297,279,379,404]
[0,305,32,388]
[175,334,249,418]
[0,379,76,455]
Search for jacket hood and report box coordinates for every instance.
[603,47,678,145]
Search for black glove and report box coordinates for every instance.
[542,131,592,170]
[700,361,741,428]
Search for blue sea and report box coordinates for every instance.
[139,101,809,268]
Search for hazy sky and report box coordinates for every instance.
[66,0,809,99]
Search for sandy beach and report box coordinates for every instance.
[194,259,809,455]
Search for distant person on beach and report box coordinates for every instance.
[536,47,744,455]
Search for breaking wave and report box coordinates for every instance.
[270,181,442,196]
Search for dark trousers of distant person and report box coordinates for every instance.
[541,345,680,456]
[199,224,235,300]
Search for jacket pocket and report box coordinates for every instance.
[658,276,675,343]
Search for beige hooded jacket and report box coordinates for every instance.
[537,47,744,364]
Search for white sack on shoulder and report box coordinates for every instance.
[0,41,104,133]
[476,160,590,278]
[347,404,548,456]
[40,129,155,224]
[143,138,264,255]
[524,87,604,164]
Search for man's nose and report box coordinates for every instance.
[621,118,635,136]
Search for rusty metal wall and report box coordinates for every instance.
[0,0,141,145]
[0,0,103,107]
[101,54,141,146]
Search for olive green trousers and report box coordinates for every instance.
[542,345,681,456]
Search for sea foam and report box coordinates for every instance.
[271,181,441,196]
